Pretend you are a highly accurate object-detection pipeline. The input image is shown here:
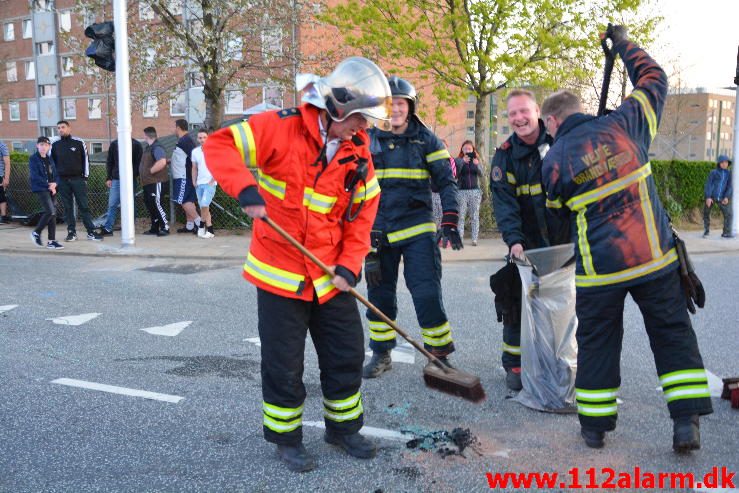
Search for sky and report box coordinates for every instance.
[655,0,739,90]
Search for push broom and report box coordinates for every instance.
[262,216,485,403]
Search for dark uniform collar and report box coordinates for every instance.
[555,113,596,142]
[375,116,422,139]
[510,119,549,159]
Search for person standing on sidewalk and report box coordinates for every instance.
[100,137,143,236]
[703,154,733,238]
[28,137,63,250]
[51,120,102,241]
[190,128,216,238]
[455,140,483,246]
[140,127,170,236]
[172,119,201,234]
[0,140,11,223]
[489,89,552,391]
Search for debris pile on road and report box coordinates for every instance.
[402,426,480,458]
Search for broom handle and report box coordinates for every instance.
[262,216,449,371]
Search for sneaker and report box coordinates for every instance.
[31,231,43,247]
[176,226,195,234]
[203,231,215,239]
[87,232,103,241]
[157,228,170,237]
[197,227,206,238]
[65,232,77,242]
[46,240,64,250]
[99,228,114,236]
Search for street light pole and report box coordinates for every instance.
[114,0,134,246]
[731,45,739,236]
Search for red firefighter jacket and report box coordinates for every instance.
[204,104,380,303]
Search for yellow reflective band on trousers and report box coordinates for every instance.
[323,392,363,422]
[426,149,451,162]
[516,183,543,196]
[230,121,257,167]
[263,401,304,433]
[659,369,710,403]
[566,162,652,211]
[313,274,336,299]
[387,222,436,243]
[638,179,662,259]
[575,248,677,287]
[629,90,657,141]
[354,176,381,203]
[303,187,337,214]
[257,170,286,200]
[369,320,396,342]
[422,321,453,347]
[244,252,305,293]
[376,168,430,180]
[576,387,618,417]
[502,343,520,356]
[576,209,596,276]
[506,172,517,185]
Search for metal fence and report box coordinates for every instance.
[5,157,252,231]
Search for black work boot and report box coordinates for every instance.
[276,443,317,472]
[505,367,523,391]
[362,351,392,379]
[324,431,377,459]
[581,428,606,449]
[672,415,700,453]
[436,356,454,369]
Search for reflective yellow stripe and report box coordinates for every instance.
[244,252,304,292]
[578,404,618,416]
[421,321,451,338]
[369,320,396,341]
[576,209,596,276]
[660,369,708,386]
[303,187,337,214]
[576,248,677,287]
[639,180,662,259]
[426,149,451,162]
[529,183,542,195]
[566,162,652,211]
[423,332,453,347]
[257,170,286,200]
[502,343,520,356]
[630,90,657,141]
[354,176,381,203]
[263,401,304,433]
[263,415,302,433]
[376,168,430,180]
[576,387,618,402]
[506,172,517,185]
[324,401,364,422]
[313,274,336,298]
[263,401,304,419]
[324,391,361,411]
[664,385,711,403]
[515,183,543,196]
[230,122,257,167]
[387,222,436,243]
[546,197,564,209]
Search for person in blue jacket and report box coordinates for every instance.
[362,76,462,378]
[29,136,63,249]
[703,155,733,238]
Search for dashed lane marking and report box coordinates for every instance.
[0,305,18,313]
[51,378,184,403]
[303,420,412,441]
[46,313,101,326]
[140,321,191,337]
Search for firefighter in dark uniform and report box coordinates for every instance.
[489,89,553,391]
[362,76,462,378]
[204,57,390,472]
[541,26,712,452]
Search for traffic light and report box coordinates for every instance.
[85,21,115,72]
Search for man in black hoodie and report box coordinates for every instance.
[51,120,102,241]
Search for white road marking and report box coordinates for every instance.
[46,313,101,326]
[303,420,412,441]
[0,305,18,313]
[140,321,191,337]
[365,342,415,364]
[244,337,261,347]
[51,378,183,403]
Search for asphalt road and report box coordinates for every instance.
[1,252,738,493]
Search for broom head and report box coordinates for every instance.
[423,363,486,403]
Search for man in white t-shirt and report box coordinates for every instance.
[191,128,217,238]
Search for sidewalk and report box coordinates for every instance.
[1,222,737,262]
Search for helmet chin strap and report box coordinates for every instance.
[311,113,333,168]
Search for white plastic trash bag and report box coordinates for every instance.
[512,244,578,413]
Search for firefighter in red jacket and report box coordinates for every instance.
[541,27,712,453]
[204,57,390,472]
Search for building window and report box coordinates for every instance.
[224,90,243,115]
[90,142,103,154]
[225,37,243,62]
[81,9,96,28]
[0,104,3,121]
[169,92,186,116]
[12,142,25,152]
[466,110,474,119]
[167,0,183,16]
[143,94,158,118]
[37,41,54,55]
[22,19,32,39]
[62,57,73,77]
[4,22,15,41]
[261,27,282,62]
[59,10,72,32]
[41,126,56,138]
[34,0,52,11]
[88,98,102,119]
[466,126,474,134]
[25,61,35,80]
[63,99,76,119]
[188,71,203,87]
[139,1,154,20]
[9,101,21,121]
[706,131,712,141]
[6,62,17,82]
[40,84,57,97]
[263,85,283,108]
[28,100,38,121]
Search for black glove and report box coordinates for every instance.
[605,23,628,45]
[673,230,706,314]
[365,252,382,288]
[437,211,463,250]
